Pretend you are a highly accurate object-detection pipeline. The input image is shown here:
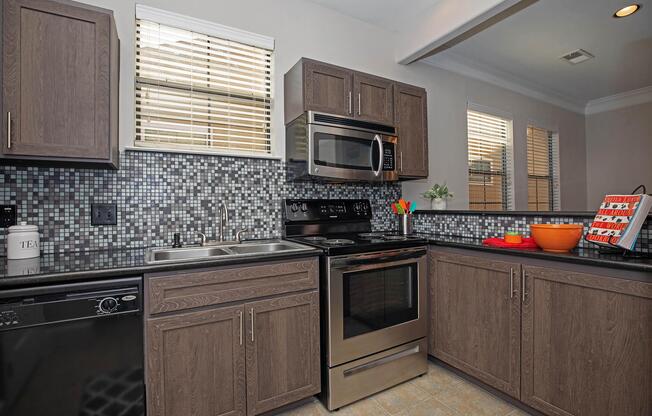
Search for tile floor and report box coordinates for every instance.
[278,362,533,416]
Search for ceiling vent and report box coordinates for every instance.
[560,49,595,65]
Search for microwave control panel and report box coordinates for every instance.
[284,199,372,221]
[382,142,395,171]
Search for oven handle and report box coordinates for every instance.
[330,248,426,268]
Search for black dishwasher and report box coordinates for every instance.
[0,277,144,416]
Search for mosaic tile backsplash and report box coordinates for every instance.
[0,150,401,255]
[2,149,649,256]
[413,211,651,254]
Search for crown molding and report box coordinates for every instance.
[423,52,585,114]
[585,86,652,115]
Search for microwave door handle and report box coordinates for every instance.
[372,134,383,177]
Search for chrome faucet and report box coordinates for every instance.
[236,228,252,243]
[218,202,229,242]
[197,232,207,246]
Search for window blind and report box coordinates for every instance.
[467,109,513,211]
[135,19,272,154]
[527,126,560,211]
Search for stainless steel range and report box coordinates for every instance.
[283,199,428,410]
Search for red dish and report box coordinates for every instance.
[482,237,539,249]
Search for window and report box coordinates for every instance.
[135,8,273,155]
[527,126,560,211]
[467,109,513,211]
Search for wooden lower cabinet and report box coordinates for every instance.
[429,252,522,398]
[145,267,320,416]
[521,265,652,416]
[146,305,246,416]
[429,247,652,416]
[245,291,321,415]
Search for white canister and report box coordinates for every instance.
[7,222,40,259]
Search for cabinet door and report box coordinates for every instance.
[353,73,394,124]
[245,291,320,415]
[304,61,352,117]
[521,266,652,416]
[430,252,521,398]
[146,306,246,416]
[395,83,428,178]
[2,0,112,160]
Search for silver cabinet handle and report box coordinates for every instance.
[509,268,514,299]
[400,151,403,172]
[6,112,11,149]
[521,269,527,302]
[348,91,352,115]
[358,92,361,115]
[238,310,243,345]
[249,308,255,342]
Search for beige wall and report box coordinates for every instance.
[401,68,588,211]
[77,0,589,211]
[585,102,652,209]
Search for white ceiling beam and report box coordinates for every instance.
[396,0,533,65]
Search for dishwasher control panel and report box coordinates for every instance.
[0,283,141,331]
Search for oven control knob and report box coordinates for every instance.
[300,203,308,212]
[290,203,299,213]
[99,297,119,314]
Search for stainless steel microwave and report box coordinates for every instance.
[286,112,398,182]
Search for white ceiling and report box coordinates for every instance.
[304,0,442,32]
[424,0,652,105]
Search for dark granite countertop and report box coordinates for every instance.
[0,244,322,289]
[423,234,652,274]
[414,210,652,219]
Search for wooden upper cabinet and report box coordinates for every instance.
[302,60,352,119]
[395,83,428,178]
[353,73,393,125]
[521,265,652,416]
[2,0,119,168]
[245,291,320,415]
[284,58,429,179]
[429,251,522,398]
[146,305,246,416]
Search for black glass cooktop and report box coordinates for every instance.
[285,232,427,256]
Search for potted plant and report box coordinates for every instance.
[423,183,453,210]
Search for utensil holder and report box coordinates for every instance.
[398,214,413,235]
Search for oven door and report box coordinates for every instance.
[326,247,427,367]
[308,124,397,182]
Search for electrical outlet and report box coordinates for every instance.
[91,203,117,226]
[0,205,17,228]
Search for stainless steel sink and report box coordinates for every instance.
[145,240,312,264]
[228,242,299,255]
[148,246,231,262]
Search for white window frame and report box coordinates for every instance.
[527,118,561,211]
[132,5,276,158]
[466,103,515,211]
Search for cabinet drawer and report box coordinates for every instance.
[146,258,319,315]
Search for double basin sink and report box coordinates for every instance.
[146,240,310,264]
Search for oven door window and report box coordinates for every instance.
[342,264,418,339]
[313,132,375,171]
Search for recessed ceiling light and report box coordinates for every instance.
[613,4,641,18]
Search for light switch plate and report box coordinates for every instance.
[91,203,117,226]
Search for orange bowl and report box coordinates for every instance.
[530,224,583,253]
